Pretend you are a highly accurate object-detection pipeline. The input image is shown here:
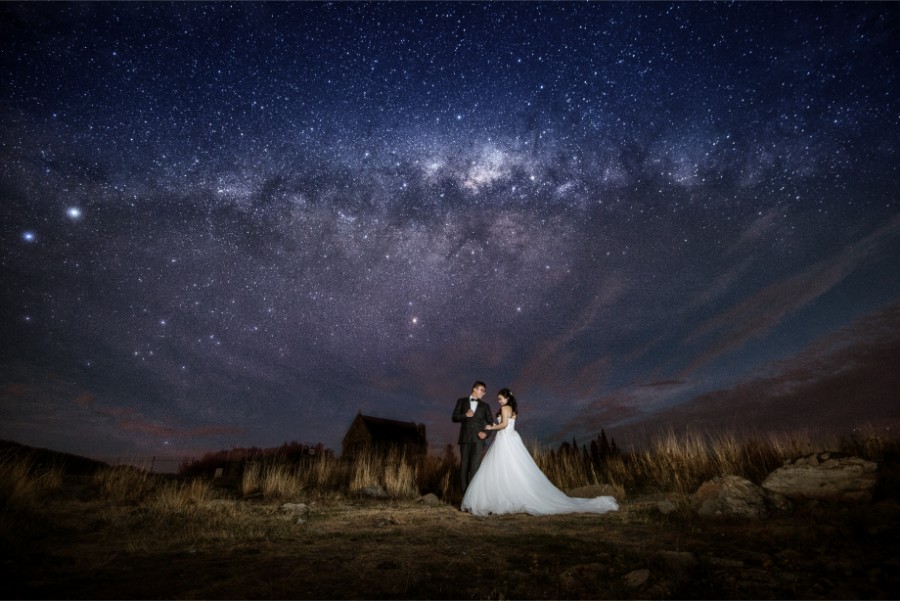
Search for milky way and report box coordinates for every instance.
[1,2,898,460]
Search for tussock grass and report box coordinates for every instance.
[237,449,423,501]
[148,479,213,514]
[0,454,63,512]
[532,441,605,491]
[7,425,893,524]
[349,449,420,499]
[242,461,305,499]
[598,427,897,496]
[220,426,900,504]
[93,464,158,504]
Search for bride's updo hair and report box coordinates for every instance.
[498,388,518,416]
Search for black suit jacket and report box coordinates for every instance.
[452,397,494,444]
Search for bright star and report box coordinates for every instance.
[22,231,36,242]
[67,207,82,220]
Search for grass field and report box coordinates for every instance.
[3,428,898,599]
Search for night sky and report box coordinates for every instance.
[2,2,898,462]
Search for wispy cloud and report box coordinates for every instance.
[680,216,900,376]
[513,275,628,397]
[604,301,900,444]
[551,378,693,442]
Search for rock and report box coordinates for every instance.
[691,475,770,519]
[657,499,678,515]
[279,502,309,515]
[762,453,877,501]
[704,556,745,568]
[623,568,650,588]
[558,563,608,594]
[766,489,794,515]
[360,485,389,499]
[418,493,442,505]
[657,550,698,573]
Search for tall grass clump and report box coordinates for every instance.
[234,447,453,501]
[240,460,307,499]
[348,451,380,495]
[261,463,304,499]
[385,456,418,498]
[300,452,344,493]
[597,429,772,495]
[148,478,213,515]
[93,464,158,504]
[530,439,605,491]
[414,448,458,500]
[0,454,63,513]
[592,427,900,497]
[839,423,900,461]
[348,448,419,499]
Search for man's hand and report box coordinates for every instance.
[478,431,487,440]
[465,409,474,418]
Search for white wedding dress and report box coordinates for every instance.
[461,417,619,516]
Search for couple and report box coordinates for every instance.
[452,381,618,516]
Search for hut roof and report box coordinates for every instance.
[353,414,425,445]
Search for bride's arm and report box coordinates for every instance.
[486,406,513,431]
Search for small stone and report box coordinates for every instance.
[558,563,608,594]
[657,550,698,573]
[418,493,441,505]
[657,500,678,515]
[623,568,650,588]
[279,502,309,515]
[361,485,389,499]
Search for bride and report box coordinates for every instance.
[461,388,619,516]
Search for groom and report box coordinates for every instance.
[452,380,493,495]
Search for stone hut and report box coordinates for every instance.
[341,412,427,460]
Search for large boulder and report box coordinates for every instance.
[762,452,877,501]
[691,475,772,519]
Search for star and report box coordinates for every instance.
[0,1,897,461]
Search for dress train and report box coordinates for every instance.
[461,418,618,516]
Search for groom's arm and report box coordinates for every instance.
[480,404,494,429]
[451,398,467,422]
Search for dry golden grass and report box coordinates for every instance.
[208,426,900,505]
[0,454,63,513]
[147,479,213,514]
[348,449,420,499]
[92,463,158,504]
[598,427,897,497]
[532,441,605,490]
[3,428,899,599]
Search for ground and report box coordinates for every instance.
[5,483,899,599]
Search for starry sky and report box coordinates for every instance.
[2,2,899,462]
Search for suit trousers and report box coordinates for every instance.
[459,441,484,494]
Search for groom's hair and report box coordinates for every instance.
[472,381,486,391]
